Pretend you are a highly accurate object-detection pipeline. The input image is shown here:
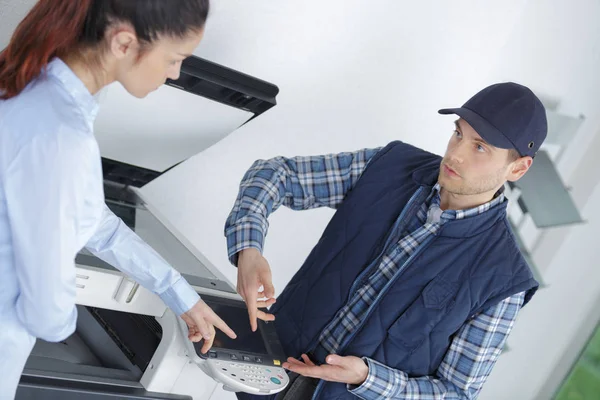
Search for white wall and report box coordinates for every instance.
[139,1,600,400]
[0,0,36,49]
[141,0,529,301]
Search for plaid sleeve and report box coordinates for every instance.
[348,291,525,399]
[224,147,381,265]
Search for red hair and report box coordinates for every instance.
[0,0,92,100]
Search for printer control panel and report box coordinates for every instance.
[205,358,288,394]
[177,317,289,395]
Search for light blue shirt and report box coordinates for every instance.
[0,58,200,398]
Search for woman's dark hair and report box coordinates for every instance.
[0,0,209,100]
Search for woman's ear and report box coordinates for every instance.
[108,26,138,60]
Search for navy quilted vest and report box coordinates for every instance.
[268,141,538,399]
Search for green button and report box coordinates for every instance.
[270,377,281,385]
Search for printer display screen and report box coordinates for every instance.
[192,297,268,355]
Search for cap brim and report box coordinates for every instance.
[438,107,516,150]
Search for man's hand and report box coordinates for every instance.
[282,354,369,386]
[237,248,276,331]
[181,299,237,354]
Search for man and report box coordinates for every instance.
[224,82,545,399]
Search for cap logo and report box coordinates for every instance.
[528,141,534,148]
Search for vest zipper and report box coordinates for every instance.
[347,187,425,302]
[305,187,425,357]
[311,186,435,399]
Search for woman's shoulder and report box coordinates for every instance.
[1,75,96,154]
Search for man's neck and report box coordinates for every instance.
[439,187,499,211]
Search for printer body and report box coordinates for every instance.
[18,185,288,400]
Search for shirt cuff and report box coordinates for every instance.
[347,357,407,399]
[158,276,200,316]
[225,221,266,266]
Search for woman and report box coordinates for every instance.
[0,1,236,397]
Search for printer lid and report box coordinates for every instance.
[95,55,279,184]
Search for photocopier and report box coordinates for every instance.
[17,183,289,400]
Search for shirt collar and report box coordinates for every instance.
[428,183,506,223]
[45,57,100,127]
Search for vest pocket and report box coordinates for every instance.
[386,276,459,351]
[386,296,426,352]
[422,275,459,310]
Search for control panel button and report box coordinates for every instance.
[208,351,217,358]
[255,357,263,363]
[230,354,239,360]
[270,377,281,385]
[242,355,251,362]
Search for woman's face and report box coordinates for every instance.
[112,28,204,98]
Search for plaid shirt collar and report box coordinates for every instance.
[426,183,506,224]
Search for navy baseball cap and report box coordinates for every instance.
[438,82,548,158]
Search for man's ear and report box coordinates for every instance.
[507,156,533,182]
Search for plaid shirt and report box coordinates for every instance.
[225,147,524,399]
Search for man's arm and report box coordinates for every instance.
[226,147,381,331]
[224,147,381,265]
[348,292,525,399]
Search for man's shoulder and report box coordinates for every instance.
[364,141,442,182]
[378,140,443,162]
[474,216,536,281]
[499,217,532,267]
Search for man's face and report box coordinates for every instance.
[438,119,522,196]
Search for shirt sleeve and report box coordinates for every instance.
[224,147,382,265]
[4,132,91,342]
[348,292,525,399]
[84,204,200,316]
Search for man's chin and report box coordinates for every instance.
[438,175,453,190]
[438,180,465,196]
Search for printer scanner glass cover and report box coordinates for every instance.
[179,294,290,395]
[190,294,285,366]
[197,299,267,354]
